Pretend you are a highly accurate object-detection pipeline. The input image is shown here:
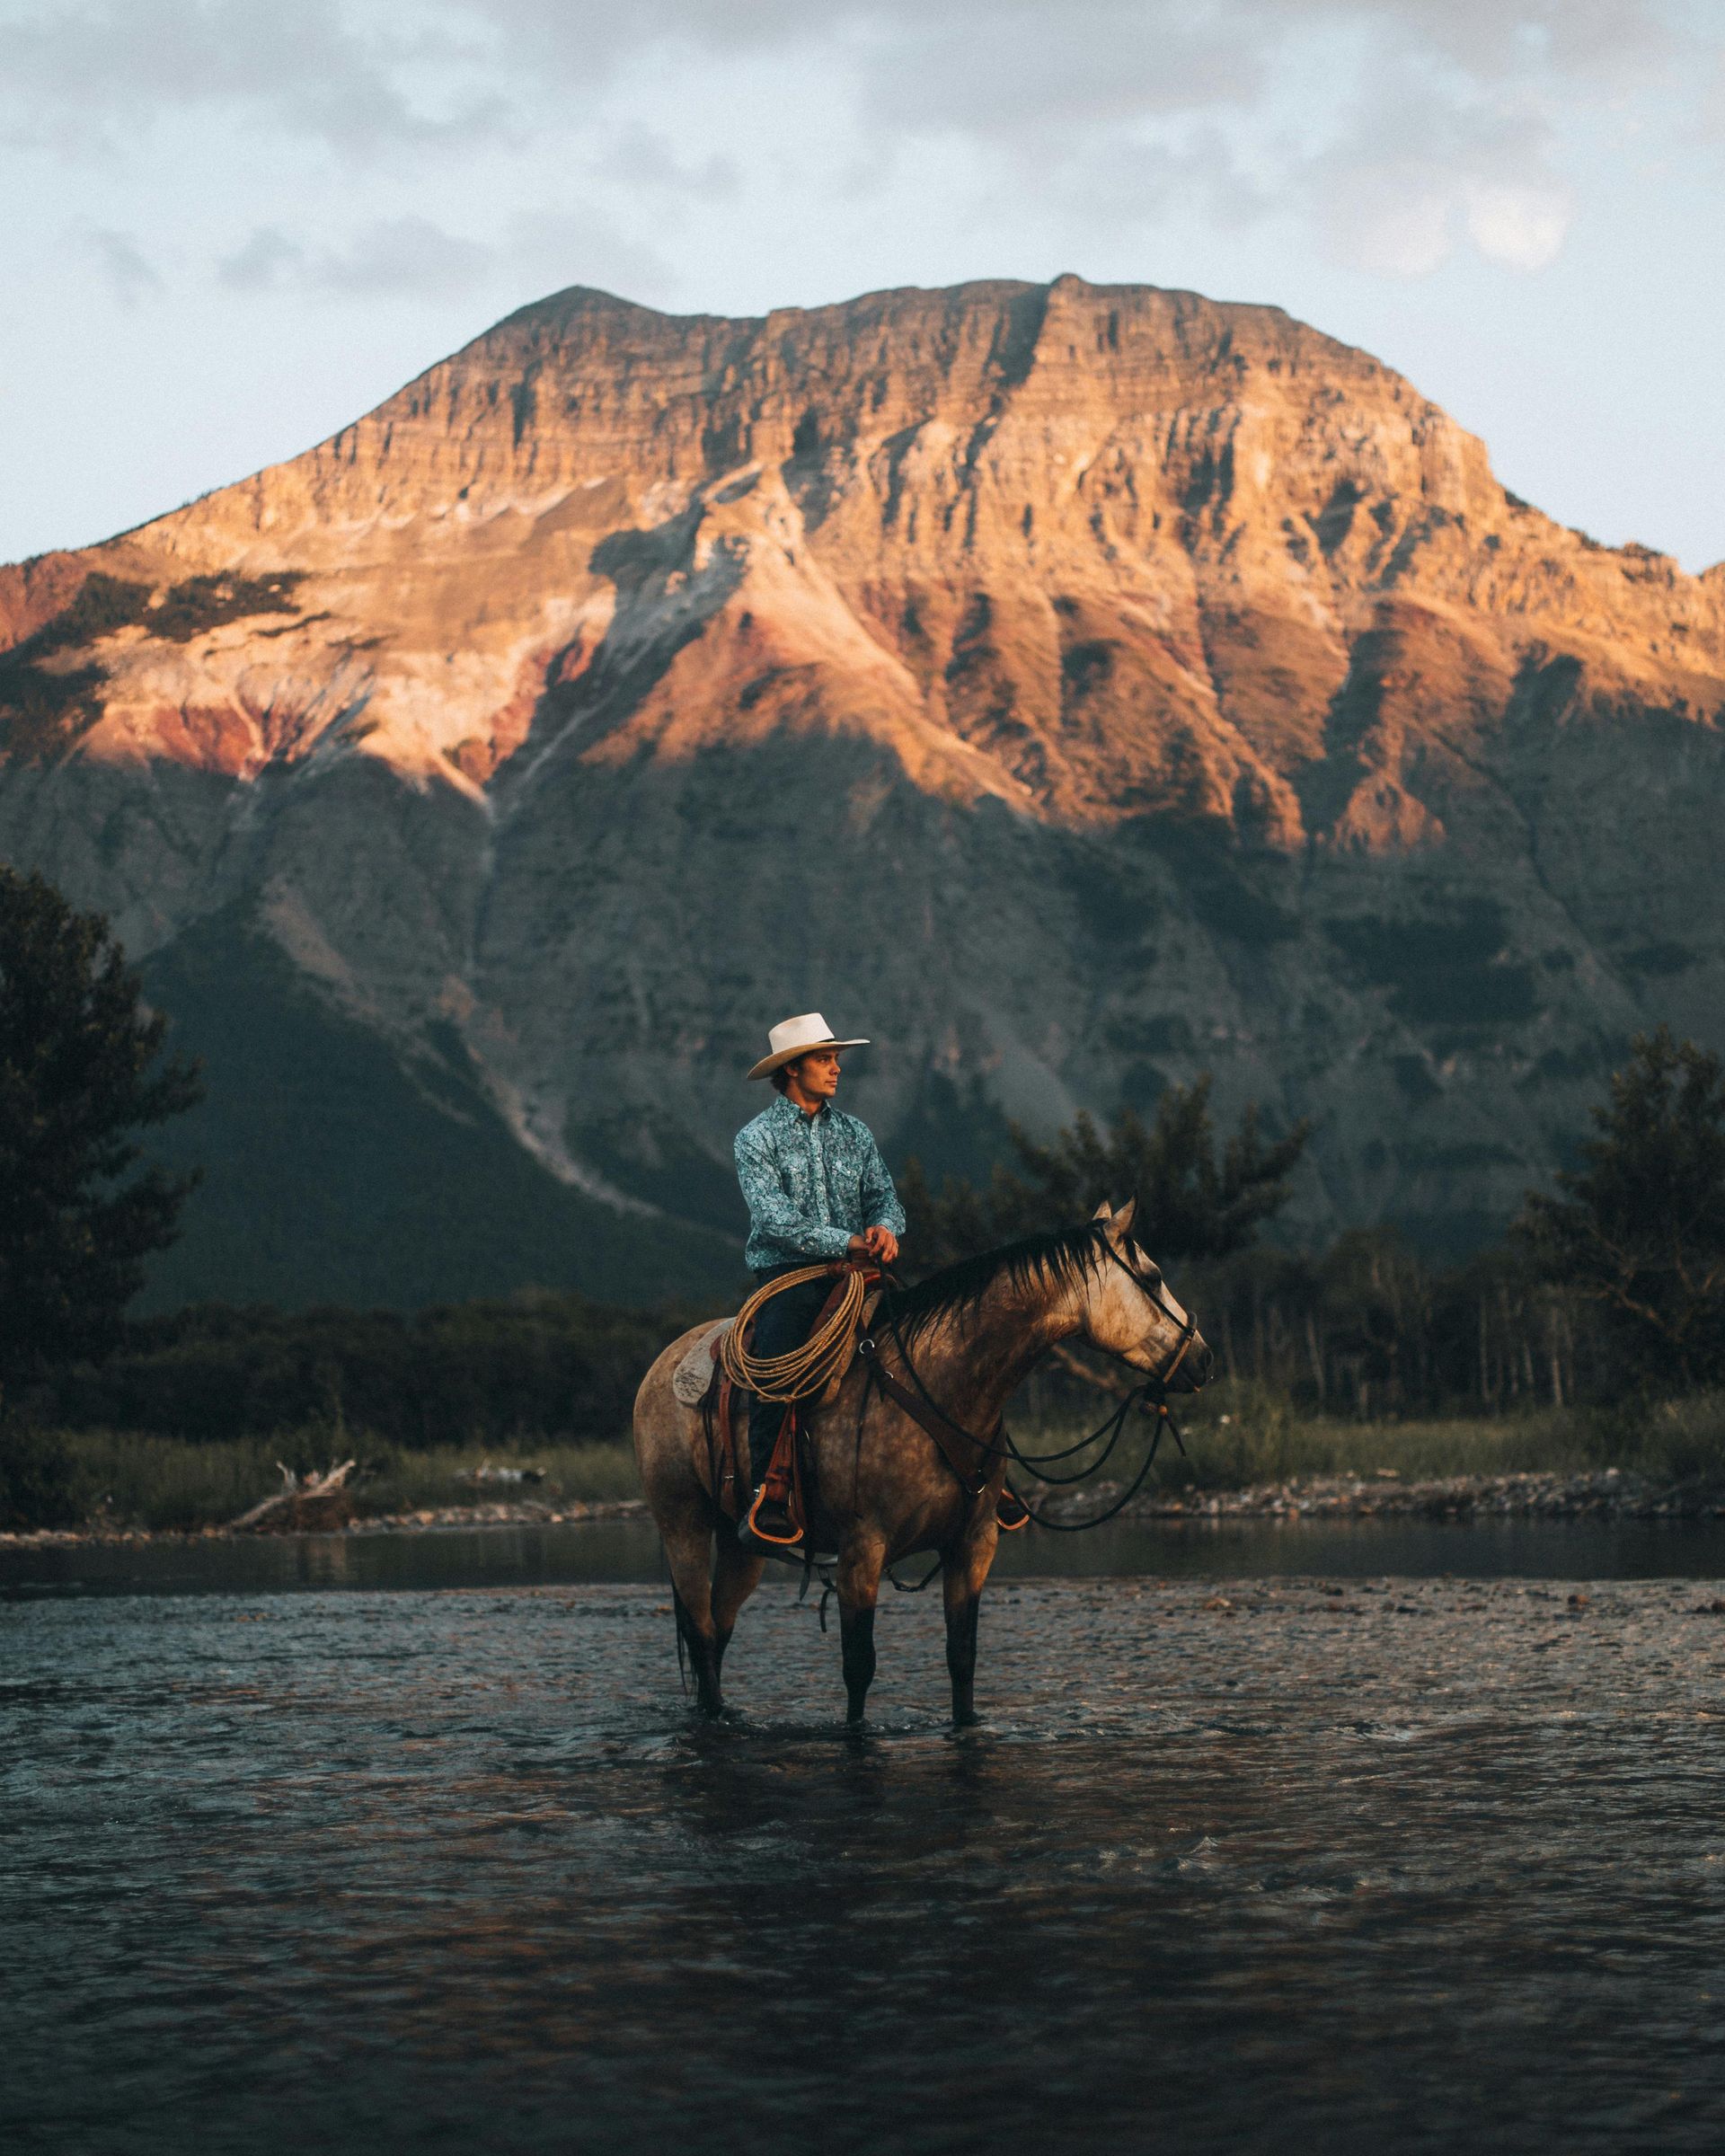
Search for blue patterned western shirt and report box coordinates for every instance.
[734,1093,907,1273]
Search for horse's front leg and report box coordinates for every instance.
[836,1531,886,1727]
[942,1511,1000,1728]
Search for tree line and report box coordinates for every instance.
[901,1026,1725,1415]
[41,1293,704,1450]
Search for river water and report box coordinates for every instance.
[6,1522,1725,2153]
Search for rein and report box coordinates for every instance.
[857,1227,1196,1535]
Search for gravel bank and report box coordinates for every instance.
[1094,1467,1725,1524]
[10,1467,1725,1545]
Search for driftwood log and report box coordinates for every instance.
[230,1459,358,1534]
[1048,1341,1138,1397]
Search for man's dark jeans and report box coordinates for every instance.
[745,1261,836,1485]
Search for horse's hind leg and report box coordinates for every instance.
[711,1528,765,1688]
[662,1515,725,1719]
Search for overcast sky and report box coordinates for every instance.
[4,0,1722,570]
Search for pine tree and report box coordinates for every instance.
[900,1077,1307,1273]
[1517,1026,1725,1388]
[0,867,201,1392]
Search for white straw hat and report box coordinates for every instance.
[747,1012,870,1082]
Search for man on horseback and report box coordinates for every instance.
[733,1012,905,1547]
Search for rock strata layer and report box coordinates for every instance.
[3,277,1723,1302]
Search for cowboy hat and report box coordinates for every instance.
[747,1012,870,1082]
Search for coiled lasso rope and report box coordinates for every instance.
[718,1264,871,1402]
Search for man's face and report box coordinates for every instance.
[786,1049,842,1105]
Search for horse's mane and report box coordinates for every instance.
[881,1223,1119,1343]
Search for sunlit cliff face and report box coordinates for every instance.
[7,274,1721,840]
[4,276,1725,1298]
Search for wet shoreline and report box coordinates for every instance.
[0,1495,648,1548]
[7,1465,1725,1551]
[1113,1466,1725,1524]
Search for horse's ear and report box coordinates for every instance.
[1109,1195,1139,1242]
[1091,1199,1113,1223]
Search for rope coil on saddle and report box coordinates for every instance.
[718,1262,872,1402]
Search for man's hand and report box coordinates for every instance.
[862,1224,899,1267]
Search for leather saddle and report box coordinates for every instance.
[683,1272,883,1524]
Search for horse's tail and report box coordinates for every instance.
[670,1578,690,1697]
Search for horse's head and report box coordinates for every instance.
[1074,1198,1214,1392]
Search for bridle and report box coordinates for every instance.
[1092,1228,1200,1392]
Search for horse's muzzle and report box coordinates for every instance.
[1175,1338,1216,1392]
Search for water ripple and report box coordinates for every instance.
[5,1574,1725,2153]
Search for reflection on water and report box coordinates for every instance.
[6,1571,1725,2153]
[4,1511,1724,1598]
[0,1517,668,1598]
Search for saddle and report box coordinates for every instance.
[671,1320,747,1524]
[682,1269,884,1529]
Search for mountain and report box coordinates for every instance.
[4,274,1723,1305]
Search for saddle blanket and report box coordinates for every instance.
[671,1319,732,1405]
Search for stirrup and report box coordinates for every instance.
[995,1485,1031,1533]
[742,1487,804,1548]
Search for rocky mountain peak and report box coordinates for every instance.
[2,277,1722,1302]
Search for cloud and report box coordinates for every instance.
[593,125,741,201]
[5,0,1713,284]
[217,227,306,292]
[316,216,495,296]
[217,218,488,296]
[1298,61,1580,278]
[0,0,510,158]
[820,0,1691,278]
[217,216,494,298]
[1311,162,1570,278]
[849,4,1268,137]
[1314,162,1458,278]
[1463,180,1571,271]
[4,2,1695,151]
[1695,43,1725,139]
[508,209,677,305]
[78,225,164,304]
[216,209,674,306]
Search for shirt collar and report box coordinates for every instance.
[769,1091,829,1128]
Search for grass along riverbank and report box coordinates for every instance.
[0,1431,643,1535]
[1025,1385,1725,1522]
[1139,1384,1725,1490]
[5,1385,1725,1535]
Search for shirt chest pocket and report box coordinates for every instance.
[783,1151,823,1203]
[793,1141,849,1212]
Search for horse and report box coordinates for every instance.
[631,1197,1214,1727]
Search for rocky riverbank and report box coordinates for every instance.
[1086,1467,1725,1524]
[7,1469,1725,1546]
[0,1497,649,1547]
